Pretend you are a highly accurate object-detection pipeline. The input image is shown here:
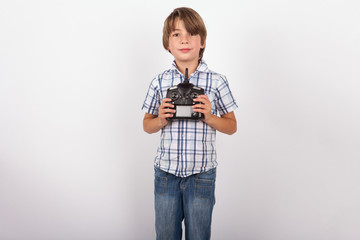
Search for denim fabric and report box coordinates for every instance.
[154,167,216,240]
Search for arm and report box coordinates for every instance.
[143,98,175,134]
[203,111,237,135]
[193,95,237,135]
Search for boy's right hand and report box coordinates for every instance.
[158,98,175,126]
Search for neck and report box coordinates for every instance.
[175,59,199,76]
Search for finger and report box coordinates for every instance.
[162,98,172,103]
[160,101,175,108]
[160,104,175,109]
[194,96,210,104]
[199,94,209,98]
[192,108,206,113]
[192,104,205,109]
[192,106,210,113]
[193,98,207,104]
[196,95,209,101]
[161,113,174,118]
[193,103,211,110]
[160,108,176,114]
[193,101,210,109]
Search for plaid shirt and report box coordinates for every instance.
[142,60,238,177]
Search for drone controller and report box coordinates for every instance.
[166,68,204,120]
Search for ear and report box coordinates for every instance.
[166,44,172,54]
[201,37,206,49]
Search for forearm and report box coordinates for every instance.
[203,113,237,135]
[192,96,237,135]
[143,115,166,134]
[143,99,176,134]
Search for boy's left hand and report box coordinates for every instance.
[193,95,213,122]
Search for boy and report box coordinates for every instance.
[142,7,237,240]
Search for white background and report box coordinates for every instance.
[1,0,360,239]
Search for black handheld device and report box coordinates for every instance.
[166,68,204,120]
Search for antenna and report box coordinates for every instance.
[184,68,189,83]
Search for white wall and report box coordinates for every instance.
[1,0,359,239]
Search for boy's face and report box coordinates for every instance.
[167,19,205,65]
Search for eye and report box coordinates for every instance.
[172,33,179,37]
[190,33,197,36]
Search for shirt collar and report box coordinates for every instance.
[171,59,209,75]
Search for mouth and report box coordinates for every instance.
[180,48,191,53]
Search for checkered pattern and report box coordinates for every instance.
[142,60,238,177]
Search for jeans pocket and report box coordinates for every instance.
[195,178,214,199]
[154,175,167,195]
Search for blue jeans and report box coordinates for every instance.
[154,167,216,240]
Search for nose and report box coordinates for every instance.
[181,34,189,44]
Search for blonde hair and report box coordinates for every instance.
[163,7,207,59]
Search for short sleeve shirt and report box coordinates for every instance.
[142,60,238,177]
